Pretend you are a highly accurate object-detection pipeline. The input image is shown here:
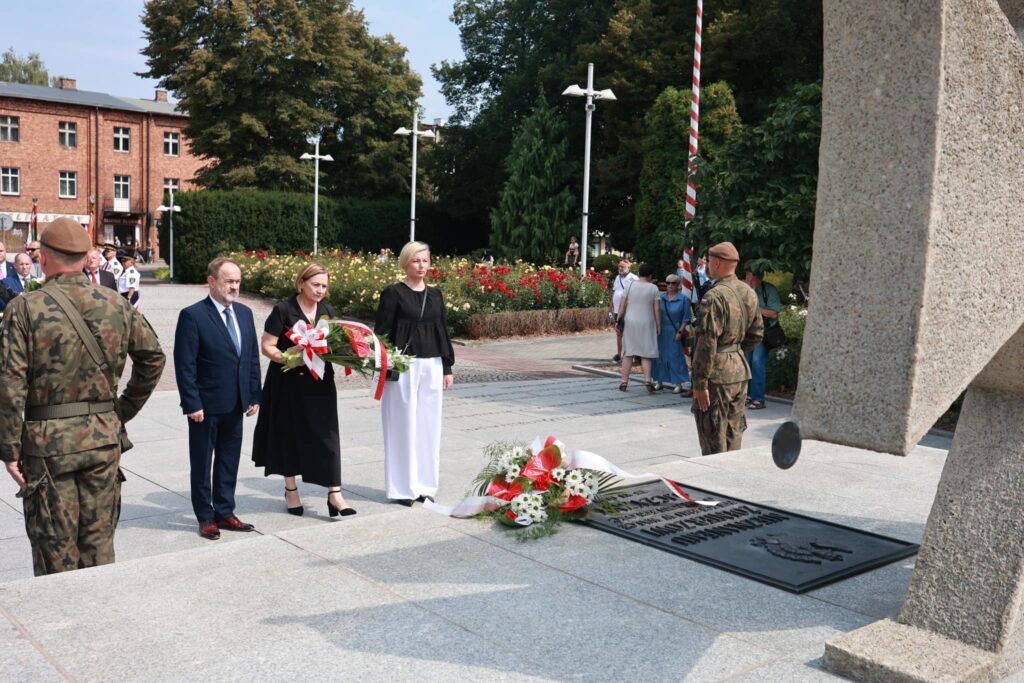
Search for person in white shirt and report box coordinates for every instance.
[102,248,124,278]
[0,242,10,281]
[608,258,639,363]
[25,241,44,280]
[118,256,141,307]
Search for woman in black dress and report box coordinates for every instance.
[374,241,455,506]
[252,263,355,517]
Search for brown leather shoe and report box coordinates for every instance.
[215,515,255,532]
[199,519,220,540]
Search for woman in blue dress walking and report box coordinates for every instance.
[653,274,692,394]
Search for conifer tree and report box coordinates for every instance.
[489,92,575,264]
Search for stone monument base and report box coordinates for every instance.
[824,619,998,683]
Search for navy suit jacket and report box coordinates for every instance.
[0,274,25,311]
[174,297,262,415]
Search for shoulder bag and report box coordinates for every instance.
[759,284,787,350]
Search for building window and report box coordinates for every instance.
[163,132,180,156]
[0,115,19,143]
[164,177,180,200]
[113,127,130,152]
[59,121,77,148]
[114,175,130,199]
[0,167,19,195]
[59,171,77,198]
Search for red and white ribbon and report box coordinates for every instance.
[423,438,717,521]
[285,320,329,380]
[324,319,391,401]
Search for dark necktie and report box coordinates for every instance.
[223,307,241,354]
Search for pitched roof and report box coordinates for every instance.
[0,81,186,117]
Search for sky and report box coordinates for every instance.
[2,0,463,119]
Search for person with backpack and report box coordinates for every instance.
[743,268,782,410]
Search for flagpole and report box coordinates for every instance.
[683,0,703,306]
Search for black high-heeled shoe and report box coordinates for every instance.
[285,486,304,516]
[327,492,357,517]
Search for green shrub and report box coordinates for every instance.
[590,253,620,276]
[765,305,806,395]
[158,190,485,282]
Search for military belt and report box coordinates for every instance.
[716,344,741,353]
[25,401,116,421]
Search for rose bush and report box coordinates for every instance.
[232,250,609,336]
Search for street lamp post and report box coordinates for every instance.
[394,111,436,242]
[562,63,616,276]
[156,187,181,279]
[299,134,334,254]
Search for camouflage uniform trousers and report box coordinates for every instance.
[17,445,123,576]
[691,381,749,455]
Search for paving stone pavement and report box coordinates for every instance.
[0,275,956,682]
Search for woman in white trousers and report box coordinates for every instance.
[374,242,455,506]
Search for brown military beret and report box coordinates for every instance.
[40,217,91,256]
[708,241,740,262]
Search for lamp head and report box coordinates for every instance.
[305,133,321,145]
[321,154,334,162]
[394,127,412,136]
[299,153,313,160]
[595,89,617,101]
[418,130,436,139]
[562,84,585,97]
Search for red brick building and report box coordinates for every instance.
[0,78,203,258]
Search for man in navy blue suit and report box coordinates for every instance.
[174,257,262,539]
[0,253,34,311]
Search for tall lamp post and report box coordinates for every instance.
[156,187,180,279]
[299,133,334,254]
[562,63,616,276]
[394,111,436,242]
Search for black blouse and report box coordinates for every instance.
[374,283,455,374]
[265,296,337,379]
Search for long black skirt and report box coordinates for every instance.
[252,362,341,488]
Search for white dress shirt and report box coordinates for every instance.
[209,296,242,349]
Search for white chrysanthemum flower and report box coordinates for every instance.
[511,446,528,459]
[798,309,808,318]
[584,472,599,490]
[551,467,566,481]
[567,482,591,499]
[530,509,549,523]
[775,347,788,360]
[564,470,585,486]
[505,466,521,483]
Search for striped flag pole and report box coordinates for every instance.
[680,0,703,358]
[680,0,702,305]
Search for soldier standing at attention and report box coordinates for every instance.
[0,218,165,576]
[690,242,763,455]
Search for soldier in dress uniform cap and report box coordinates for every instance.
[690,241,763,455]
[0,217,165,575]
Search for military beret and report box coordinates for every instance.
[708,241,740,262]
[40,217,91,256]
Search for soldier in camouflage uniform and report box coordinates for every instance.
[690,242,763,455]
[0,218,165,576]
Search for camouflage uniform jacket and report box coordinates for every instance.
[0,272,165,463]
[691,274,764,391]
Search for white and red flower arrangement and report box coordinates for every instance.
[425,436,717,540]
[281,317,412,399]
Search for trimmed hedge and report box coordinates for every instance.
[158,190,486,283]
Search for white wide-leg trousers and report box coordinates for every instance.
[381,356,444,500]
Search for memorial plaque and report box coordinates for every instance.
[582,480,918,593]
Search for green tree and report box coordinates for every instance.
[574,0,822,252]
[0,47,50,85]
[633,82,741,276]
[490,92,575,263]
[690,82,822,279]
[430,0,616,229]
[139,0,421,195]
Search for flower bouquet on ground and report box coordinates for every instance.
[281,317,412,400]
[424,436,718,541]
